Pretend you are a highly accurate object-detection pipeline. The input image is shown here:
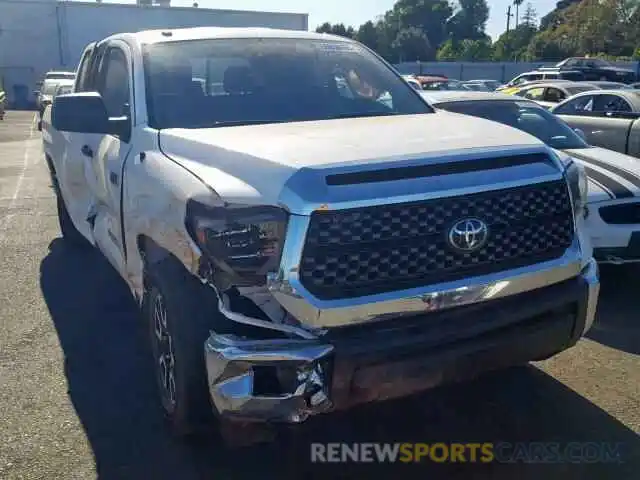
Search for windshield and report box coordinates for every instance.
[46,73,75,80]
[143,38,432,129]
[436,99,589,150]
[41,81,59,95]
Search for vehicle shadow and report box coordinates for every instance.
[586,264,640,355]
[40,239,639,480]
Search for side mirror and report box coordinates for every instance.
[574,128,587,141]
[52,92,127,137]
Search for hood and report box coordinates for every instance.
[159,111,545,206]
[562,147,640,202]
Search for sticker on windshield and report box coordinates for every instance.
[311,41,363,55]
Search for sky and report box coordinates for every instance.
[83,0,558,40]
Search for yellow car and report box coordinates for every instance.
[499,85,523,95]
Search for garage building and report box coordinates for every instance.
[0,0,309,107]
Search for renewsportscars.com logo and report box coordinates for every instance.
[310,442,624,464]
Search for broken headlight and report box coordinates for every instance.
[564,159,588,219]
[186,200,289,286]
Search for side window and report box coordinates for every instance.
[97,48,131,118]
[522,87,545,100]
[593,94,632,113]
[512,75,529,86]
[544,87,565,103]
[554,95,595,115]
[75,47,94,92]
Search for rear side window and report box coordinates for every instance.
[75,48,94,92]
[593,94,632,113]
[543,87,565,103]
[554,95,595,115]
[522,87,545,100]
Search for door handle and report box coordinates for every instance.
[81,145,93,158]
[109,171,119,186]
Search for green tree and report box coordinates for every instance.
[355,20,379,51]
[492,23,537,60]
[436,39,459,60]
[513,0,525,29]
[392,26,435,61]
[392,0,454,50]
[458,38,493,60]
[315,22,355,38]
[521,3,538,28]
[524,29,569,60]
[447,0,490,44]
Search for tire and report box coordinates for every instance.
[143,256,220,437]
[56,191,90,248]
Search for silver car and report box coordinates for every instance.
[551,90,640,157]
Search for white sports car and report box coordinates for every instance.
[421,90,640,264]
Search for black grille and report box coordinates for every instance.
[299,180,574,300]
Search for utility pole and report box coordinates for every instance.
[506,5,513,35]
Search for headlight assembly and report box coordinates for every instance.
[186,200,289,286]
[564,159,588,219]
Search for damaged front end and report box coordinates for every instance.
[205,335,334,423]
[185,199,335,423]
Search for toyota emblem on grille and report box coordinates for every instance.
[448,218,489,252]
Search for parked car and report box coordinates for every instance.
[420,79,471,91]
[551,90,640,157]
[422,90,640,264]
[401,75,422,90]
[497,70,585,91]
[42,27,598,442]
[538,57,637,84]
[630,82,640,89]
[510,81,600,109]
[36,79,75,131]
[413,74,448,89]
[461,79,501,91]
[43,71,76,81]
[54,82,74,97]
[35,79,60,114]
[35,71,76,91]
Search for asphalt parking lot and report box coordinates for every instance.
[0,110,638,480]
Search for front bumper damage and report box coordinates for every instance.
[205,258,600,424]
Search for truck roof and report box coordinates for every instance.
[110,27,350,46]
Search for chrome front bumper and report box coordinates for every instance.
[205,258,600,424]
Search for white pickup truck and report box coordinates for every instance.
[42,27,599,438]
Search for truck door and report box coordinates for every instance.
[53,43,102,244]
[89,42,135,277]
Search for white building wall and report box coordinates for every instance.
[0,0,308,106]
